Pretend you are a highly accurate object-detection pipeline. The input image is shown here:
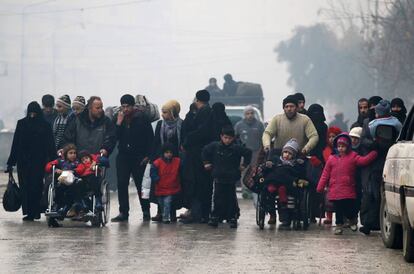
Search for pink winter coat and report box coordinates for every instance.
[317,150,377,201]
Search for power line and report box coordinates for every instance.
[0,0,152,16]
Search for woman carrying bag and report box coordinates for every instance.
[6,101,56,221]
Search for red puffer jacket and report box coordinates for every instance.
[153,157,181,196]
[317,150,377,201]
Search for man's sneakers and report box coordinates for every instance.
[208,218,219,228]
[359,226,371,235]
[229,219,238,229]
[111,213,129,222]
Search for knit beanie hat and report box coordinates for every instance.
[349,127,363,139]
[282,95,298,107]
[282,138,299,157]
[195,90,210,102]
[375,99,391,117]
[337,136,350,147]
[120,94,135,106]
[162,100,181,118]
[57,95,71,109]
[72,96,86,107]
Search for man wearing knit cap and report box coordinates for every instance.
[111,94,154,222]
[72,96,86,115]
[53,94,74,150]
[262,94,319,155]
[368,99,402,141]
[181,89,214,223]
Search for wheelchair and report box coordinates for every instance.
[45,164,110,228]
[244,155,311,230]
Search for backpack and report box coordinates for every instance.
[3,173,21,212]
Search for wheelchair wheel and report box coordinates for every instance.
[101,180,110,226]
[300,188,310,230]
[256,192,265,230]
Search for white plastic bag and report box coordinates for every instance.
[141,163,152,199]
[58,170,75,186]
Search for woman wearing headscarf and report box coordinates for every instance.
[390,97,407,124]
[208,102,232,141]
[6,102,56,221]
[153,100,183,158]
[306,104,328,222]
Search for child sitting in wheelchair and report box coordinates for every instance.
[75,150,109,212]
[45,143,80,217]
[261,139,307,228]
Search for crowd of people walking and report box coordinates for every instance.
[4,89,408,233]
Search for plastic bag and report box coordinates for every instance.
[3,173,21,212]
[141,163,152,199]
[58,170,75,185]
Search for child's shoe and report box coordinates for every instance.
[58,205,69,217]
[229,219,238,228]
[334,225,343,235]
[323,219,332,225]
[151,214,162,222]
[268,214,277,225]
[66,207,77,218]
[163,220,171,224]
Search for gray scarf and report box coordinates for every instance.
[160,118,182,145]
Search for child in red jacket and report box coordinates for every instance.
[75,150,109,210]
[150,144,181,224]
[317,133,377,235]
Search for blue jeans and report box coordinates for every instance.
[158,195,173,221]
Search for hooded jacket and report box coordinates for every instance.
[317,133,378,200]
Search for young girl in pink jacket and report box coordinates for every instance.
[317,133,377,235]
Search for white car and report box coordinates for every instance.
[381,105,414,262]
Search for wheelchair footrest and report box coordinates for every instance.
[45,211,61,218]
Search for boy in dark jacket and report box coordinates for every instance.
[202,126,252,228]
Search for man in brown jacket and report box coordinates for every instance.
[263,94,319,155]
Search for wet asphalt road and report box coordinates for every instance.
[0,177,413,273]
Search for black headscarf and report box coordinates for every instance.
[391,97,407,124]
[25,101,45,135]
[307,104,327,161]
[210,102,232,141]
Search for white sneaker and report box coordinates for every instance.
[350,224,358,231]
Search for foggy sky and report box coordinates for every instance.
[0,0,341,128]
